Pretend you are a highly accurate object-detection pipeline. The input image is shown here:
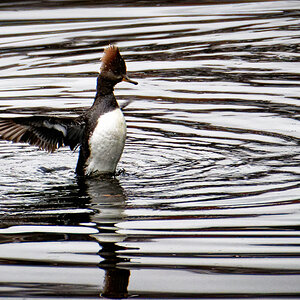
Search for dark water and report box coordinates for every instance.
[0,0,300,298]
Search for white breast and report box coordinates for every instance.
[86,108,126,175]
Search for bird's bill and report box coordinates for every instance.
[122,75,138,85]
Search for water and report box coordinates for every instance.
[0,0,300,298]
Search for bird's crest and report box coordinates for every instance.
[101,45,124,73]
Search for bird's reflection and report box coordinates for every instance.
[0,175,133,299]
[79,177,130,298]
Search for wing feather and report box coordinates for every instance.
[0,116,84,152]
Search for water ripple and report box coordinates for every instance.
[0,0,299,298]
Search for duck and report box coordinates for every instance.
[0,45,138,177]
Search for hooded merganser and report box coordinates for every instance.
[0,45,138,177]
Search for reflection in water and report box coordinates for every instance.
[0,177,132,298]
[86,178,131,299]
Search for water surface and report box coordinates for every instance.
[0,0,300,298]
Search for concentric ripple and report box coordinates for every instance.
[0,0,299,298]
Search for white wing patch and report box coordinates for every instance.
[43,121,67,136]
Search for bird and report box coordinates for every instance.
[0,45,138,177]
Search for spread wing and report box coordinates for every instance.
[0,116,85,152]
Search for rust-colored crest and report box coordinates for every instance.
[102,45,119,65]
[101,45,125,74]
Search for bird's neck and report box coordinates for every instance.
[92,75,119,113]
[95,75,116,97]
